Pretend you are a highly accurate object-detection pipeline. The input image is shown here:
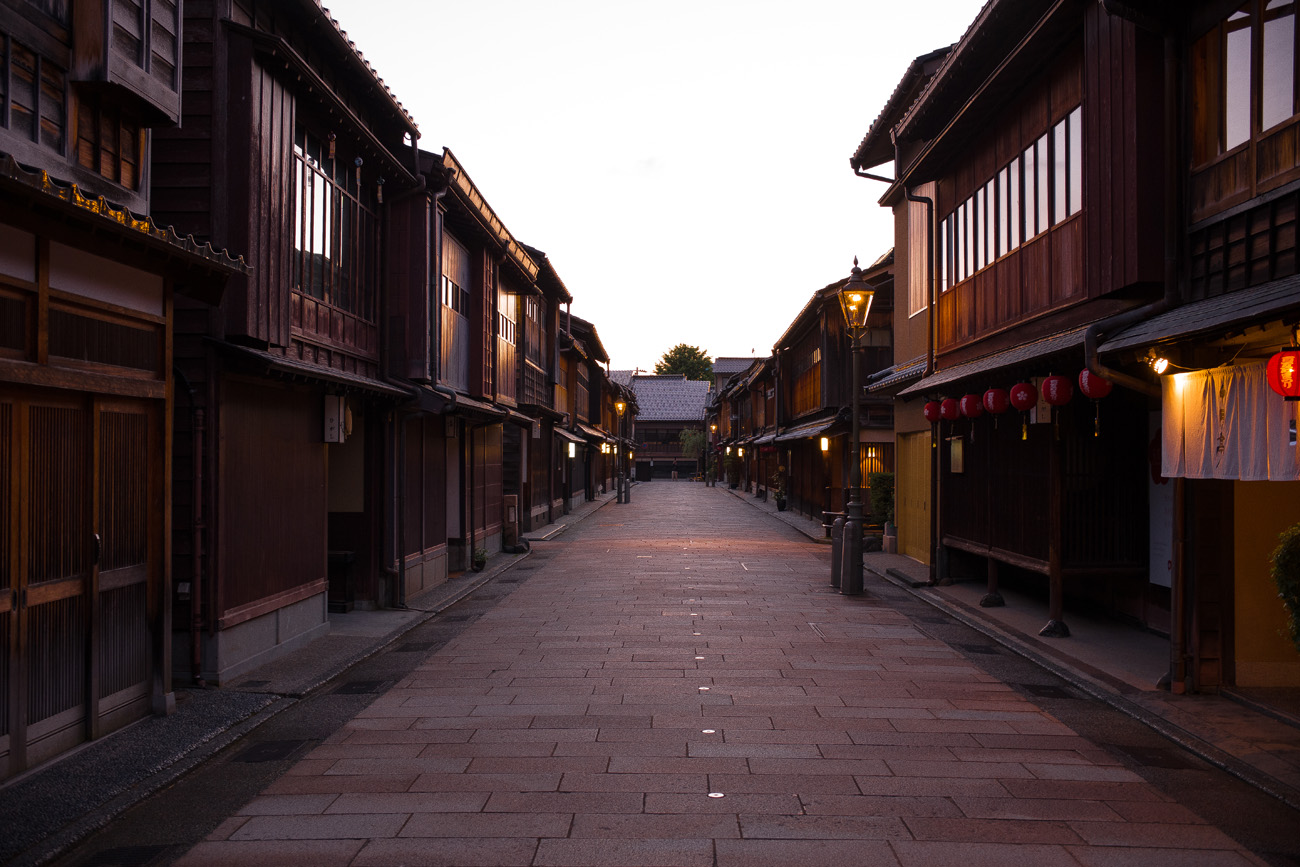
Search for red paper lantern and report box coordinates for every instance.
[1267,348,1300,400]
[923,401,942,423]
[960,394,984,418]
[1078,369,1113,400]
[983,388,1009,414]
[1009,382,1038,412]
[1041,375,1074,406]
[939,398,960,421]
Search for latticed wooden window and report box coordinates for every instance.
[291,128,378,320]
[3,35,66,154]
[76,97,140,189]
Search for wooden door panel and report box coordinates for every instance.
[95,405,153,726]
[23,401,91,762]
[0,398,11,768]
[0,391,156,779]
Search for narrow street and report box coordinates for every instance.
[52,483,1300,867]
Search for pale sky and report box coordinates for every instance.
[320,0,987,371]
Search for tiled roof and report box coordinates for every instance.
[713,357,760,376]
[608,370,636,387]
[631,376,711,422]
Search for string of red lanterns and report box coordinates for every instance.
[921,370,1121,440]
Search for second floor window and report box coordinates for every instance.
[77,96,140,190]
[1194,1,1297,164]
[292,128,377,320]
[2,34,67,155]
[940,105,1082,291]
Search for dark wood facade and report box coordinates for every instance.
[857,0,1300,690]
[707,263,895,524]
[0,1,240,780]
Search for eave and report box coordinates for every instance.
[0,153,247,305]
[893,0,1086,186]
[228,21,417,187]
[441,149,540,285]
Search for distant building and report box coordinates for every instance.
[629,375,711,480]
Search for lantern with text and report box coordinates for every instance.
[1078,369,1114,436]
[1267,347,1300,401]
[939,398,960,421]
[1041,375,1073,406]
[1010,382,1037,440]
[1041,375,1072,439]
[959,394,983,440]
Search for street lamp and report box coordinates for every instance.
[615,399,629,504]
[838,257,875,595]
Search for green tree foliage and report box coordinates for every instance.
[655,344,713,381]
[868,471,895,525]
[678,427,706,457]
[1271,523,1300,653]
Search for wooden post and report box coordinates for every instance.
[1041,420,1069,637]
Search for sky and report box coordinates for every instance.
[320,0,988,372]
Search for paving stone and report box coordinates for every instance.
[165,484,1272,866]
[533,838,715,866]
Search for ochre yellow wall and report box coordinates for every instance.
[1234,480,1300,686]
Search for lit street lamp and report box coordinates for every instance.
[838,258,874,595]
[615,399,629,504]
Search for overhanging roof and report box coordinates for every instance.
[897,325,1090,397]
[1099,280,1300,354]
[219,342,411,399]
[775,416,837,442]
[577,423,611,442]
[866,355,927,394]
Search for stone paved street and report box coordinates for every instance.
[171,483,1277,867]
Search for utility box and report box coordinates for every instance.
[503,494,519,548]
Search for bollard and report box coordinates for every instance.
[841,515,864,595]
[830,514,845,590]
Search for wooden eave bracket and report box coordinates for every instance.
[226,21,417,186]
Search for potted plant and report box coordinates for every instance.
[725,453,740,489]
[1271,522,1300,654]
[771,466,788,511]
[472,548,488,572]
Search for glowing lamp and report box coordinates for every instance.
[838,259,875,330]
[1267,347,1300,400]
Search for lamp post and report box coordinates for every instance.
[708,423,717,486]
[838,258,874,595]
[615,399,628,504]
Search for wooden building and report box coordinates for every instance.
[854,0,1300,691]
[152,0,426,683]
[628,375,710,480]
[768,263,895,523]
[0,0,243,779]
[562,314,620,504]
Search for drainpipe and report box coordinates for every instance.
[1080,26,1187,689]
[174,367,207,687]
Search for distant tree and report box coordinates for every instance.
[678,427,706,457]
[655,344,713,381]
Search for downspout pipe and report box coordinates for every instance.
[1085,26,1180,401]
[174,366,207,687]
